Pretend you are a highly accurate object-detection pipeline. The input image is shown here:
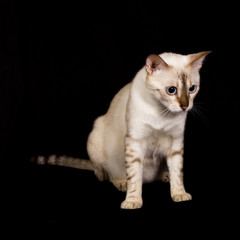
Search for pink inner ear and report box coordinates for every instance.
[193,59,203,70]
[189,51,211,71]
[145,54,168,74]
[191,55,206,70]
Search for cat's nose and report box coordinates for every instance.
[180,105,188,111]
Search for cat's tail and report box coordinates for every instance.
[31,154,94,171]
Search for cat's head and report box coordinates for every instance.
[145,51,211,113]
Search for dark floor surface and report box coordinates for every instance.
[1,149,234,237]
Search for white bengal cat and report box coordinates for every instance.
[34,51,211,209]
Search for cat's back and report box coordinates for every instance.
[87,82,131,163]
[107,82,132,116]
[102,82,132,133]
[91,82,131,134]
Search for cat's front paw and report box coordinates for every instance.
[121,198,143,209]
[172,193,192,202]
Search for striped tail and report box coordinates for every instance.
[31,154,94,171]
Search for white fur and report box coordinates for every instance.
[85,51,211,209]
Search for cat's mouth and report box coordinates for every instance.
[159,100,190,115]
[167,105,191,114]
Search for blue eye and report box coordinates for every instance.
[189,85,197,93]
[166,86,177,95]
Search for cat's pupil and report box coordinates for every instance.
[189,85,196,93]
[166,86,177,95]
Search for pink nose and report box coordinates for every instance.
[181,105,188,111]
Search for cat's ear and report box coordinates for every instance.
[188,51,212,71]
[145,54,169,75]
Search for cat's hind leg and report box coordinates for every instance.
[159,171,170,182]
[93,163,127,191]
[111,179,127,192]
[157,158,170,182]
[93,162,109,181]
[87,116,110,182]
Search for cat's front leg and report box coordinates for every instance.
[167,138,192,202]
[121,135,143,209]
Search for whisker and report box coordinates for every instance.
[160,107,171,118]
[190,105,210,127]
[193,102,213,113]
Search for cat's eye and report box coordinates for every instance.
[189,85,197,93]
[166,86,177,95]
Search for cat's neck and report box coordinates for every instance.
[131,68,158,106]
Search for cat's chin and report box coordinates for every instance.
[168,108,190,114]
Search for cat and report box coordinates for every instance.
[32,51,211,209]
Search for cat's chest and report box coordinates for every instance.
[144,130,171,155]
[141,115,185,154]
[144,114,185,135]
[141,131,172,182]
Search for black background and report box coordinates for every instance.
[0,0,238,237]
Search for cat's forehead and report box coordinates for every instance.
[159,52,189,69]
